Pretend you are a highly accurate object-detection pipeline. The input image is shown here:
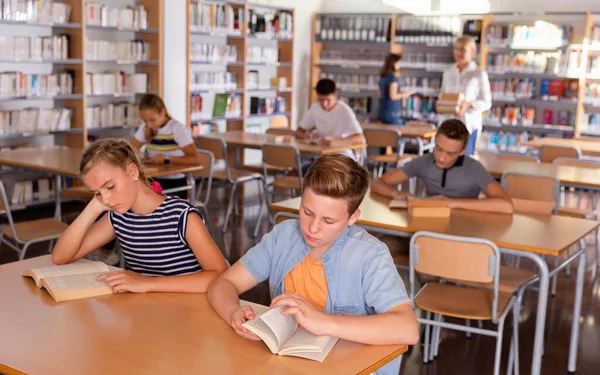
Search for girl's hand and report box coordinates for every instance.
[86,195,112,215]
[97,270,152,293]
[145,154,165,165]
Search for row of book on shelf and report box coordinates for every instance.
[315,16,391,43]
[84,72,147,96]
[87,40,150,62]
[485,105,577,126]
[319,50,386,67]
[400,52,453,71]
[0,71,73,98]
[190,72,238,91]
[190,44,281,64]
[86,3,148,30]
[0,107,71,134]
[0,0,71,23]
[190,92,288,121]
[394,16,463,45]
[7,177,55,206]
[489,78,580,100]
[0,35,69,61]
[189,3,293,39]
[318,72,378,92]
[479,130,535,154]
[486,23,572,47]
[86,103,140,129]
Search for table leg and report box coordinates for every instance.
[568,241,587,372]
[187,173,196,205]
[54,175,62,220]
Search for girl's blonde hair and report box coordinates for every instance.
[80,138,150,186]
[139,93,172,142]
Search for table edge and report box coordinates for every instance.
[357,345,408,375]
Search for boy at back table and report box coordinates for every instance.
[208,154,418,375]
[371,119,514,214]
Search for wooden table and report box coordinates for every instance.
[361,123,436,140]
[475,152,600,189]
[0,146,203,217]
[270,193,600,375]
[202,131,367,155]
[0,256,407,375]
[524,137,600,156]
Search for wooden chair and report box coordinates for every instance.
[496,153,540,163]
[409,231,517,375]
[0,180,68,260]
[538,145,581,163]
[196,136,266,237]
[265,127,295,136]
[363,128,412,178]
[405,121,436,155]
[270,115,290,129]
[193,149,215,234]
[262,143,303,204]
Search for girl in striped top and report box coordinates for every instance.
[52,139,227,293]
[130,94,201,200]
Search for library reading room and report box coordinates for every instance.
[2,1,600,374]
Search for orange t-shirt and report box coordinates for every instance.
[284,255,328,311]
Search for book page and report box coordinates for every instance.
[240,300,270,316]
[22,259,110,288]
[389,199,408,209]
[242,315,280,354]
[43,273,112,291]
[279,326,330,352]
[259,306,298,350]
[280,337,339,362]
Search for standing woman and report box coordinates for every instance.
[130,94,200,200]
[440,35,492,155]
[378,53,414,125]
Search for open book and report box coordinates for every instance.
[22,259,119,302]
[241,302,338,362]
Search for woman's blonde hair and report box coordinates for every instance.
[80,138,150,186]
[139,93,171,142]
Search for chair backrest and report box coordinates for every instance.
[501,171,559,215]
[405,121,436,130]
[266,127,295,136]
[273,212,298,225]
[196,136,227,162]
[262,143,303,188]
[538,145,581,163]
[270,116,289,129]
[409,231,501,323]
[552,157,600,169]
[497,153,540,163]
[364,128,401,150]
[193,149,214,206]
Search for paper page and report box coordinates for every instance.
[240,300,270,316]
[259,306,298,350]
[23,259,110,287]
[389,199,408,209]
[43,272,112,291]
[280,337,339,362]
[279,326,330,352]
[242,316,280,354]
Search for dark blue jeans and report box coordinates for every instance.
[379,111,402,125]
[466,130,479,156]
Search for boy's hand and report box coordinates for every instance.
[320,136,335,146]
[229,306,262,341]
[96,270,151,293]
[271,293,330,336]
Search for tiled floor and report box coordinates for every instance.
[2,186,599,375]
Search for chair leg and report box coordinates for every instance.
[423,311,432,364]
[493,318,507,375]
[512,296,521,375]
[433,314,443,358]
[253,180,265,238]
[47,240,55,254]
[233,188,240,216]
[222,184,237,233]
[594,228,600,280]
[566,247,572,277]
[551,257,559,296]
[465,319,471,338]
[429,314,438,362]
[19,242,32,261]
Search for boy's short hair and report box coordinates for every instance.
[315,79,337,96]
[437,119,470,147]
[303,154,369,216]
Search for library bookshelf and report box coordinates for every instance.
[186,0,295,138]
[311,11,600,152]
[0,0,164,149]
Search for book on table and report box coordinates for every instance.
[240,301,338,362]
[389,196,451,217]
[22,259,119,302]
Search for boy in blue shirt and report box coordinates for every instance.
[208,154,418,375]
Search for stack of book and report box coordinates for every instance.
[86,39,150,62]
[189,2,243,36]
[436,93,463,114]
[248,9,293,39]
[318,72,378,92]
[190,72,237,91]
[490,78,535,100]
[319,50,386,67]
[401,52,453,71]
[86,3,148,30]
[249,96,286,115]
[0,107,72,134]
[486,23,572,47]
[394,16,461,45]
[84,72,148,95]
[0,35,70,61]
[0,71,74,98]
[315,15,390,43]
[486,52,559,74]
[86,103,139,129]
[247,46,278,64]
[485,105,536,126]
[190,43,238,63]
[1,0,71,23]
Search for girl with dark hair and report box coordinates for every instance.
[378,53,414,125]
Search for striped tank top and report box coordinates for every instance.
[108,196,203,276]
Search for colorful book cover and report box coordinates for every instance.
[548,80,565,97]
[542,108,553,124]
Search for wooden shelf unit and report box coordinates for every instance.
[311,12,600,139]
[186,0,295,134]
[0,0,164,148]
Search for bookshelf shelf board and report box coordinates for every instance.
[488,71,567,79]
[0,19,81,29]
[0,129,83,140]
[87,93,150,99]
[338,89,379,95]
[0,59,82,64]
[191,89,244,94]
[491,97,578,106]
[482,123,575,133]
[189,30,244,39]
[247,34,293,41]
[486,44,568,51]
[248,2,293,11]
[86,25,159,34]
[87,125,137,133]
[579,130,600,137]
[314,39,390,46]
[393,41,453,48]
[400,66,446,73]
[86,60,159,65]
[247,88,293,93]
[317,63,380,70]
[52,128,84,135]
[0,94,83,102]
[246,62,291,67]
[246,112,291,119]
[193,116,245,122]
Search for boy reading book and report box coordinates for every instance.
[371,119,513,215]
[208,154,418,374]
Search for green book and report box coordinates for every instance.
[213,93,231,118]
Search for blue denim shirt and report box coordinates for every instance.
[241,219,411,375]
